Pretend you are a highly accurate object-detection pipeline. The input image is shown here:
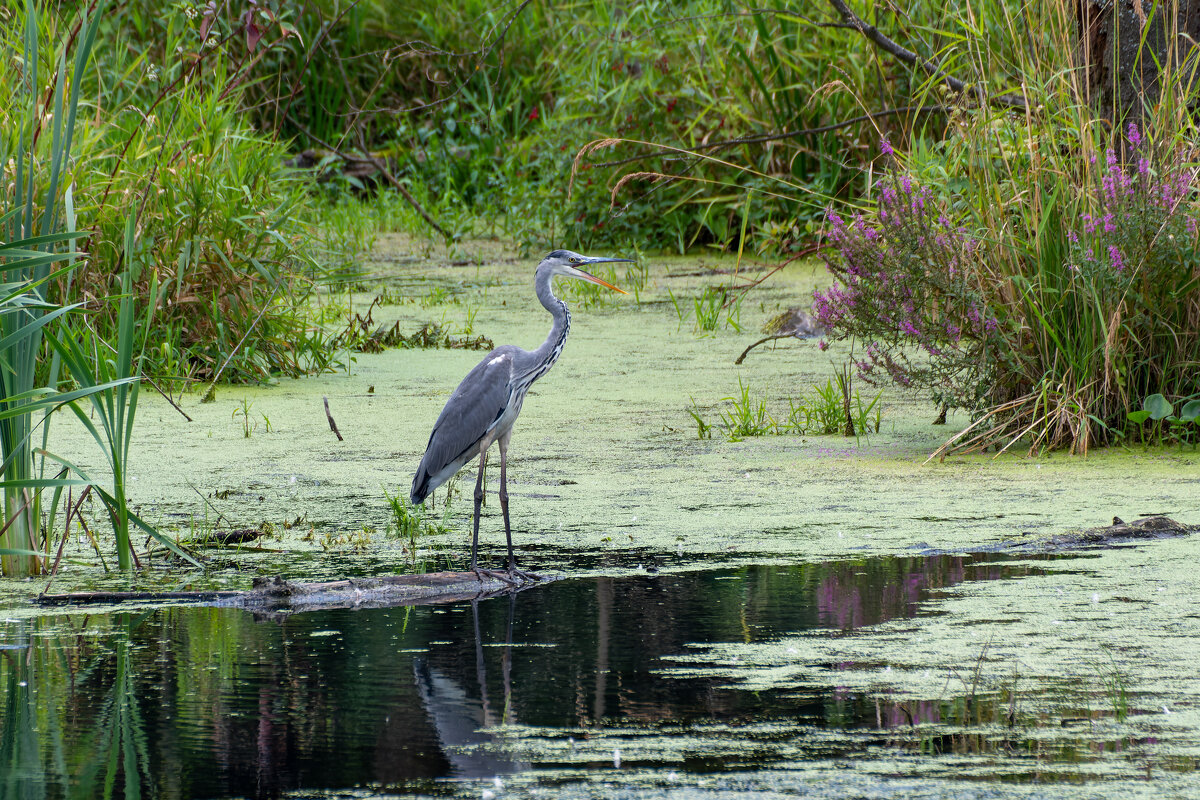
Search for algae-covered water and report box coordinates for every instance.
[1,238,1198,798]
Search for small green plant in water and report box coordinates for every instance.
[419,285,458,307]
[686,397,713,439]
[1093,647,1130,722]
[669,286,742,335]
[694,287,724,332]
[232,399,271,438]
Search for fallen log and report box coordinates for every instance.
[35,572,543,613]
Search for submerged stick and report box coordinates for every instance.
[323,396,343,441]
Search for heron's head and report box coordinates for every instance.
[538,249,630,294]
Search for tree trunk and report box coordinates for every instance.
[1076,1,1200,125]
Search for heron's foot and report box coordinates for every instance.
[506,563,542,582]
[473,567,519,587]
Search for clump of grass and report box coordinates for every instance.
[386,476,458,565]
[718,378,773,441]
[688,373,883,442]
[668,286,743,335]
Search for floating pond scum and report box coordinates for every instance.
[3,549,1200,798]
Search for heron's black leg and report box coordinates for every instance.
[498,435,513,565]
[471,450,487,575]
[469,448,519,587]
[498,433,540,582]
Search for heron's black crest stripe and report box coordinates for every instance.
[546,249,570,259]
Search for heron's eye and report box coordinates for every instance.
[569,257,579,263]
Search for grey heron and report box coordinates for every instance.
[411,250,630,581]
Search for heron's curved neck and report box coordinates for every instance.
[531,265,570,372]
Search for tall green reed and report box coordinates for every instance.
[0,0,106,574]
[51,216,201,570]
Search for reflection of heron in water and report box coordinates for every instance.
[412,596,527,778]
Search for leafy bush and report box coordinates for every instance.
[16,2,346,385]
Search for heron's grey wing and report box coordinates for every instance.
[411,349,515,503]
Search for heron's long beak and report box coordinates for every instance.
[576,257,632,294]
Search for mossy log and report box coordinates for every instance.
[1040,514,1196,549]
[35,572,541,613]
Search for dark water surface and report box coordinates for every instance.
[1,551,1162,799]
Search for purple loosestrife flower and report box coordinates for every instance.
[1127,122,1141,148]
[880,137,893,156]
[1103,213,1115,233]
[1102,175,1116,202]
[1108,245,1124,271]
[967,304,983,333]
[817,339,829,351]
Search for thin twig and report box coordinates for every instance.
[187,482,235,530]
[143,375,193,422]
[591,105,947,170]
[732,245,823,293]
[46,485,93,584]
[735,334,799,364]
[200,283,282,400]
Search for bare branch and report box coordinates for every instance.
[287,115,449,239]
[825,0,1026,110]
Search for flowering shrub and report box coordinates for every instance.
[815,126,1200,452]
[813,177,1006,413]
